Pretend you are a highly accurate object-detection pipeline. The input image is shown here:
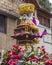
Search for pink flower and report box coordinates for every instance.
[44,60,49,65]
[44,59,52,65]
[43,51,46,54]
[35,58,39,63]
[12,50,16,54]
[41,46,46,54]
[31,55,35,59]
[18,48,22,52]
[49,60,52,64]
[7,53,12,58]
[13,55,22,59]
[41,46,45,48]
[42,48,45,51]
[42,55,48,59]
[8,59,16,65]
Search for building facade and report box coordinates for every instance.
[0,0,24,51]
[0,0,52,55]
[37,8,52,53]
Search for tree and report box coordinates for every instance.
[38,0,51,11]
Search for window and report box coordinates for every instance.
[0,52,1,59]
[38,15,50,28]
[38,15,42,24]
[44,18,50,28]
[0,15,6,33]
[17,18,21,25]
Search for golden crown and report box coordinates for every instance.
[18,3,35,15]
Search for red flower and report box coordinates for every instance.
[44,59,52,65]
[13,55,17,59]
[25,57,29,61]
[7,53,12,57]
[42,48,45,51]
[13,44,19,49]
[7,50,11,53]
[49,60,52,64]
[37,46,40,49]
[31,55,35,59]
[41,46,44,48]
[17,55,22,59]
[44,60,49,65]
[43,51,46,54]
[8,59,16,65]
[13,55,22,59]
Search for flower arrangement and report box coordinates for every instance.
[18,3,35,15]
[18,45,49,65]
[1,44,49,65]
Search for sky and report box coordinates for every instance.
[49,0,52,3]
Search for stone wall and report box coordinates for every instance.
[6,17,17,50]
[0,17,17,50]
[37,24,52,53]
[0,0,24,17]
[0,0,24,51]
[0,0,25,50]
[50,18,52,44]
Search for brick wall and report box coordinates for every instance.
[0,0,24,17]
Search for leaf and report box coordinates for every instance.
[31,45,34,52]
[3,54,7,61]
[28,52,35,57]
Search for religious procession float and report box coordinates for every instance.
[1,3,52,65]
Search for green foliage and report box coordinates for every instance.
[38,0,51,11]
